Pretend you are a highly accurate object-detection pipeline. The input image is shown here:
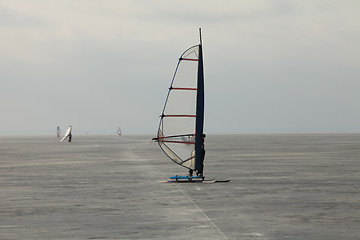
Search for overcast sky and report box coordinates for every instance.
[1,0,359,135]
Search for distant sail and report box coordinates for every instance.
[57,126,61,138]
[117,127,122,136]
[153,28,205,176]
[60,126,72,143]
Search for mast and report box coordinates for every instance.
[194,28,205,176]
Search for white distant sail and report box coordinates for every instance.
[60,126,72,143]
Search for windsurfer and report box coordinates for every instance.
[57,126,61,138]
[198,134,206,177]
[68,132,72,142]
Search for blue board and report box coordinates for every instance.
[170,175,204,180]
[158,178,229,183]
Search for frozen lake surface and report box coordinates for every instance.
[0,134,359,239]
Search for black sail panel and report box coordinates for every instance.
[195,42,205,175]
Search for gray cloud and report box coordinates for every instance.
[1,0,359,135]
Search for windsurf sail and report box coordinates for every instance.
[57,126,61,138]
[60,126,72,143]
[153,28,205,177]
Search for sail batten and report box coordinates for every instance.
[163,115,196,118]
[161,140,195,144]
[180,58,198,61]
[170,87,197,91]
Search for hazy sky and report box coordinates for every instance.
[1,0,359,135]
